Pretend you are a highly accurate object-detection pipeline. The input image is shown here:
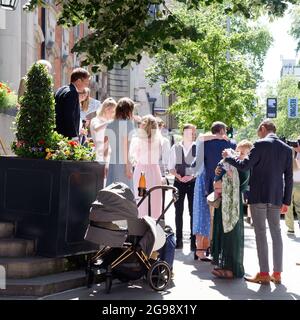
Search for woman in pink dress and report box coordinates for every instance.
[130,115,163,220]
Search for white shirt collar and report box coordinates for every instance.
[179,141,195,156]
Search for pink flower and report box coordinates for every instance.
[16,140,25,148]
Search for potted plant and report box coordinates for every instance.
[0,63,104,257]
[0,82,17,112]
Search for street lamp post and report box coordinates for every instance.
[0,0,19,10]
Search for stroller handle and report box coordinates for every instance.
[138,185,179,205]
[137,185,179,222]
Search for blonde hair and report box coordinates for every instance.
[237,139,253,150]
[97,97,117,117]
[80,87,90,112]
[140,115,159,139]
[156,117,164,129]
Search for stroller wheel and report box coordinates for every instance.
[147,260,171,291]
[86,269,94,288]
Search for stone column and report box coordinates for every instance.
[20,1,36,78]
[0,6,22,91]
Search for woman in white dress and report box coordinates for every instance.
[90,97,117,162]
[130,115,163,220]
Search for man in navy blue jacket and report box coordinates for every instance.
[223,119,293,285]
[55,68,90,139]
[204,122,236,194]
[203,122,236,254]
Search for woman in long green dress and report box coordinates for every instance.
[211,140,253,279]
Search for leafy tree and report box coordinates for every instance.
[146,6,272,129]
[274,75,300,139]
[25,0,298,69]
[237,77,300,142]
[234,83,276,142]
[290,5,300,51]
[235,103,268,143]
[234,94,276,144]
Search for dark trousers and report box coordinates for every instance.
[174,179,195,246]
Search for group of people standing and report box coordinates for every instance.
[53,68,169,220]
[53,66,296,286]
[193,120,294,284]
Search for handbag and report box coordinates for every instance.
[207,192,221,208]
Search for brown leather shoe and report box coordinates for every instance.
[244,273,271,284]
[270,273,281,284]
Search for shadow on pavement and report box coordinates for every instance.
[208,278,300,300]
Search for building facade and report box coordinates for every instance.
[280,58,300,78]
[0,1,175,154]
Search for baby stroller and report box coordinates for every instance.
[84,182,178,293]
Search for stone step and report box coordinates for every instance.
[0,238,35,257]
[0,222,14,239]
[0,257,67,279]
[0,270,86,297]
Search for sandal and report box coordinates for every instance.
[194,249,206,260]
[194,249,212,261]
[201,246,212,261]
[200,256,212,262]
[211,269,233,279]
[205,247,211,257]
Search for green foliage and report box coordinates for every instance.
[0,82,17,111]
[146,6,272,130]
[273,76,300,139]
[236,76,300,142]
[234,83,276,142]
[234,104,265,142]
[12,63,56,158]
[24,0,297,69]
[290,5,300,51]
[11,63,95,161]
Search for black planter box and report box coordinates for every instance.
[0,156,105,257]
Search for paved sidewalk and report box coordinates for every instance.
[42,194,300,300]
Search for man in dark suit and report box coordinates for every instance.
[204,122,236,195]
[223,119,293,285]
[202,122,236,255]
[55,68,90,139]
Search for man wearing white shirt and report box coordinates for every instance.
[168,124,197,251]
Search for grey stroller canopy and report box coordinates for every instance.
[89,182,138,222]
[85,182,165,257]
